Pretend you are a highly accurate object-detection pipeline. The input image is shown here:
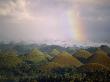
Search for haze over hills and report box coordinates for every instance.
[1,40,110,48]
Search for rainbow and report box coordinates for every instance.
[67,10,86,42]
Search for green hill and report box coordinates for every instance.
[52,51,82,67]
[74,49,92,59]
[74,49,92,63]
[25,48,48,64]
[87,50,110,68]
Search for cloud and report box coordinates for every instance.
[1,0,110,21]
[74,0,110,5]
[0,0,34,21]
[31,0,110,8]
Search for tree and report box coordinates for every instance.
[0,51,22,69]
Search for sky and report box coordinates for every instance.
[0,0,110,44]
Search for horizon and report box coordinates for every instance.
[0,40,110,47]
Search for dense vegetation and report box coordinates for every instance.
[0,43,110,82]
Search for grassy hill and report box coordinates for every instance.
[52,51,82,67]
[25,48,48,64]
[74,49,92,59]
[87,50,110,68]
[74,49,92,63]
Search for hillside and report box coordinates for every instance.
[74,49,92,59]
[52,51,82,67]
[78,63,110,72]
[100,45,110,56]
[87,50,110,68]
[49,49,60,57]
[74,49,92,63]
[25,48,48,64]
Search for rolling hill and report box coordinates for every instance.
[87,50,110,68]
[25,48,48,64]
[74,49,92,63]
[52,51,82,67]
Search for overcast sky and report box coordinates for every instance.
[0,0,110,43]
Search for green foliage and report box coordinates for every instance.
[40,62,63,72]
[0,51,22,69]
[78,63,110,73]
[78,63,110,82]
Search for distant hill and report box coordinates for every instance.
[52,51,82,67]
[78,63,110,72]
[0,42,80,55]
[87,50,110,68]
[86,47,97,53]
[40,45,66,53]
[74,49,92,63]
